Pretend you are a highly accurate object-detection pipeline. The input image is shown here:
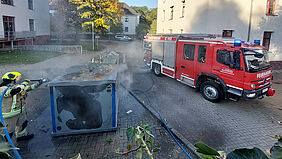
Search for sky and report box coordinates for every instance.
[119,0,158,8]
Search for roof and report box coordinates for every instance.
[119,2,141,16]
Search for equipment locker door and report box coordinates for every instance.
[179,43,197,86]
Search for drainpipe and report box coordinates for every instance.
[247,0,254,42]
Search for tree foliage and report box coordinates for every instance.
[132,6,157,39]
[69,0,124,33]
[136,23,150,39]
[195,137,282,159]
[110,22,123,34]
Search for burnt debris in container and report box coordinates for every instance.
[49,51,120,136]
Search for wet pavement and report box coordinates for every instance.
[119,40,282,153]
[130,69,282,152]
[15,86,195,159]
[2,41,197,158]
[2,40,282,158]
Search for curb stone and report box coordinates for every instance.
[124,85,202,159]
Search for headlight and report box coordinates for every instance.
[246,93,256,98]
[251,84,256,88]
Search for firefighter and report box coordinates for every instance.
[0,72,44,141]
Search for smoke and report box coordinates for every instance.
[117,63,133,91]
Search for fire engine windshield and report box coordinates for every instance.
[244,49,271,73]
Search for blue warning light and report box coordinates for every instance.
[234,39,242,46]
[254,40,260,45]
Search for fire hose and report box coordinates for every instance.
[122,67,194,159]
[0,78,48,159]
[0,81,24,159]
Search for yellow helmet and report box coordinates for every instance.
[2,72,22,81]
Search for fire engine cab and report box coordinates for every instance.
[143,34,275,102]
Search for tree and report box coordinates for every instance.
[132,6,150,25]
[69,0,124,33]
[149,20,157,34]
[110,22,123,34]
[146,8,157,24]
[132,7,157,38]
[136,23,150,39]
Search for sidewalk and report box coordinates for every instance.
[13,86,197,159]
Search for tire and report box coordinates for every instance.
[200,81,223,103]
[152,64,162,77]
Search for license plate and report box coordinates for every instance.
[262,88,268,93]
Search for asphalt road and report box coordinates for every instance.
[111,40,282,153]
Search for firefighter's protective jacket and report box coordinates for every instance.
[0,81,40,119]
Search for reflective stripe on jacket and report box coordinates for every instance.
[0,81,40,119]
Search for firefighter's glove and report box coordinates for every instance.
[10,85,25,96]
[39,78,49,84]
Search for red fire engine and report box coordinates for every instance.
[143,34,275,102]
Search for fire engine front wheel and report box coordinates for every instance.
[152,64,162,77]
[200,81,223,103]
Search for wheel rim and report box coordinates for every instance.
[204,86,218,99]
[154,66,160,75]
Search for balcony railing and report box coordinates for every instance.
[0,31,36,41]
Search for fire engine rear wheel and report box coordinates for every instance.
[152,64,162,77]
[200,81,223,103]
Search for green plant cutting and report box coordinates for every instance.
[116,122,160,159]
[194,135,282,159]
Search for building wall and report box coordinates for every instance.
[0,0,50,39]
[121,15,140,35]
[157,0,282,61]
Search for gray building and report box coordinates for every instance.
[120,2,140,35]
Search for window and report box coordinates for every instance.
[170,6,174,20]
[1,0,13,5]
[263,32,272,51]
[222,30,233,37]
[183,44,195,61]
[163,10,165,21]
[198,45,207,63]
[125,18,128,22]
[217,50,241,68]
[180,0,185,18]
[266,0,276,15]
[29,19,34,31]
[125,27,128,32]
[217,50,232,66]
[3,16,15,39]
[28,0,33,10]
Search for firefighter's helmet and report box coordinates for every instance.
[2,72,22,81]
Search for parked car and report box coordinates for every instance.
[115,35,132,41]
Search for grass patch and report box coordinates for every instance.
[49,40,106,51]
[82,43,106,51]
[0,50,63,65]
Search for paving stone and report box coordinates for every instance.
[11,86,197,159]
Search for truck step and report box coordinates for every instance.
[228,94,240,102]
